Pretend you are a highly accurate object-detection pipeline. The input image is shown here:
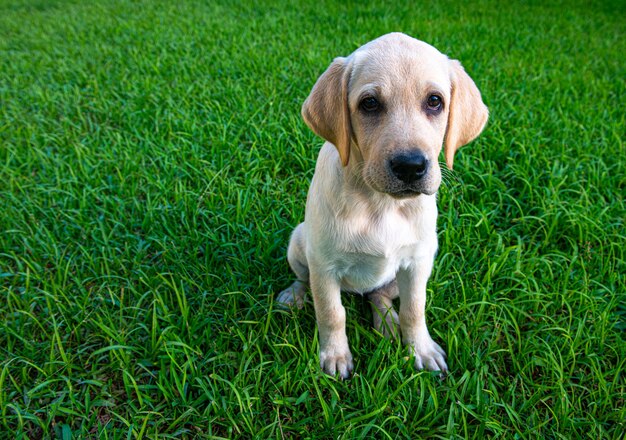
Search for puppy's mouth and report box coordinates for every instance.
[362,166,439,198]
[389,188,424,199]
[364,177,438,199]
[389,185,437,198]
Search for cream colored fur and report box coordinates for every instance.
[278,33,488,378]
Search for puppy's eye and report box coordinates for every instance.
[426,94,442,111]
[360,96,381,113]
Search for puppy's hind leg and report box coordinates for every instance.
[367,279,400,339]
[277,223,309,308]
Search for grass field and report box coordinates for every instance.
[1,0,625,438]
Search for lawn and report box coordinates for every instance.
[0,0,624,438]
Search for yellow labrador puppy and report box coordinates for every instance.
[278,33,488,378]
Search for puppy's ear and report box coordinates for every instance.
[444,60,489,169]
[301,57,353,166]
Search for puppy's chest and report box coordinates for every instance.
[341,210,419,256]
[331,210,430,292]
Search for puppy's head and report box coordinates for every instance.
[302,33,489,197]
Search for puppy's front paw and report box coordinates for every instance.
[410,334,448,373]
[320,345,353,379]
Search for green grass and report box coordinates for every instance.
[0,0,624,438]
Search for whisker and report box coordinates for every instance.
[439,161,459,187]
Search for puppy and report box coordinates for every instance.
[278,33,488,378]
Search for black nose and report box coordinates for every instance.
[389,152,429,184]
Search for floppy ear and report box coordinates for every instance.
[301,57,353,166]
[444,60,489,169]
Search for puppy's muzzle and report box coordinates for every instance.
[389,152,429,184]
